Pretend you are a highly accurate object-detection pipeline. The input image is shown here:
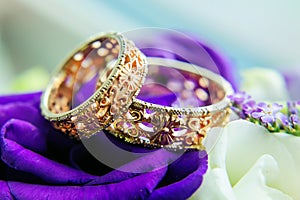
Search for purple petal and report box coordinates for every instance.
[290,114,299,125]
[271,103,283,113]
[148,151,208,200]
[139,93,177,106]
[228,91,251,104]
[257,102,268,110]
[0,181,12,200]
[0,102,46,130]
[3,168,166,200]
[276,113,290,126]
[74,76,98,108]
[287,101,299,115]
[86,149,179,185]
[3,119,46,153]
[261,115,275,124]
[0,120,97,185]
[0,92,41,106]
[242,100,257,115]
[251,112,265,119]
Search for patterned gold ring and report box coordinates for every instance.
[106,57,234,150]
[40,32,147,138]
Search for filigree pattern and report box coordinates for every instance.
[45,34,147,138]
[106,105,227,150]
[104,58,234,151]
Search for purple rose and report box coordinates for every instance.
[0,92,207,199]
[0,32,236,199]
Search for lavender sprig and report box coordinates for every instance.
[228,92,300,136]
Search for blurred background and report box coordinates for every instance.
[0,0,299,97]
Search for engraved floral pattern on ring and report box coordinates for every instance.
[41,33,147,139]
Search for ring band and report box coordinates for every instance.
[41,32,147,138]
[106,57,234,150]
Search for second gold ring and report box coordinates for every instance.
[106,57,233,150]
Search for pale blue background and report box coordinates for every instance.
[0,0,299,93]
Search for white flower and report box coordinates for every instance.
[240,68,289,101]
[190,120,300,200]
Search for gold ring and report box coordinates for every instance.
[40,32,147,138]
[106,57,234,150]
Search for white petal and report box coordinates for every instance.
[233,154,292,200]
[191,120,300,199]
[190,168,236,200]
[240,68,289,101]
[226,120,300,199]
[203,127,227,169]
